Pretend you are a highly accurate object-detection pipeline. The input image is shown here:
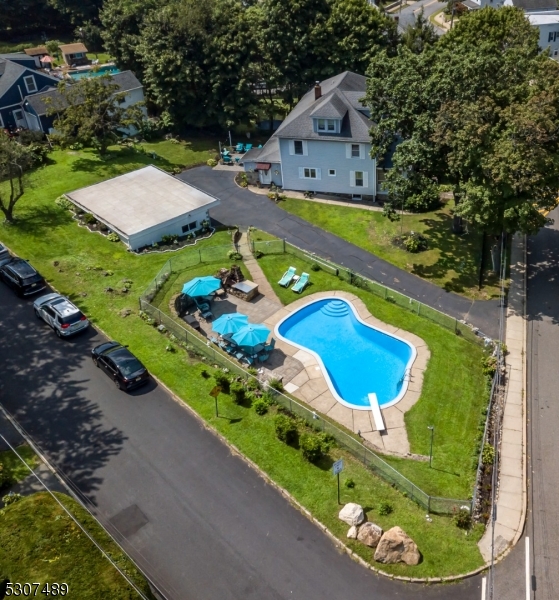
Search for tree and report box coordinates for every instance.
[401,8,438,54]
[365,7,559,240]
[0,134,36,223]
[47,75,145,155]
[75,21,104,53]
[46,0,103,24]
[45,39,62,61]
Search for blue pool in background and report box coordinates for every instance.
[276,298,416,409]
[70,65,120,80]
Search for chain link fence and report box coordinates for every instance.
[249,235,488,345]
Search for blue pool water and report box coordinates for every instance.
[70,66,120,80]
[276,298,415,409]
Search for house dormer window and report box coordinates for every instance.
[317,118,337,132]
[23,75,37,94]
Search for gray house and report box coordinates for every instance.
[244,71,387,199]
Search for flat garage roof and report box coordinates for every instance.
[65,165,220,237]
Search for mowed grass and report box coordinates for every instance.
[0,445,39,491]
[0,492,155,599]
[0,146,485,577]
[279,198,502,299]
[256,253,488,499]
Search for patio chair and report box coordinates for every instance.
[235,143,244,152]
[200,309,213,320]
[222,155,232,165]
[241,355,254,366]
[234,157,240,164]
[244,143,253,152]
[278,266,296,287]
[194,299,210,312]
[292,272,309,293]
[263,338,275,352]
[257,353,269,363]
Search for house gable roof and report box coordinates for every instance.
[243,137,280,164]
[0,57,60,104]
[273,71,371,143]
[508,0,557,9]
[59,43,88,54]
[24,46,49,57]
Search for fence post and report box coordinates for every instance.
[417,303,420,316]
[427,496,431,514]
[283,238,286,253]
[455,318,458,334]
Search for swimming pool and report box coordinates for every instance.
[69,66,120,80]
[275,298,416,410]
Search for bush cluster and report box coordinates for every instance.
[452,507,472,530]
[107,232,120,242]
[227,250,243,260]
[274,414,298,444]
[207,158,218,167]
[55,195,73,210]
[230,381,246,405]
[161,234,179,245]
[401,231,428,253]
[378,501,393,516]
[83,213,97,225]
[300,433,323,463]
[482,443,495,466]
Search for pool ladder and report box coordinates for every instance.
[399,368,411,384]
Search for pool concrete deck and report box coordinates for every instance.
[262,291,430,456]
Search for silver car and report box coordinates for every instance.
[33,293,89,338]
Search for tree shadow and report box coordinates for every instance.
[408,210,484,295]
[0,286,126,502]
[9,205,74,237]
[68,147,174,178]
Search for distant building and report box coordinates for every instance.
[58,43,89,67]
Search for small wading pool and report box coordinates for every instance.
[275,298,416,410]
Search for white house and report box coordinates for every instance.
[243,72,392,200]
[66,165,220,250]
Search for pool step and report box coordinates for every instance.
[320,300,349,318]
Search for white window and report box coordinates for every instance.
[328,169,336,176]
[350,171,369,188]
[23,75,37,94]
[317,119,338,132]
[346,143,365,159]
[291,140,308,156]
[298,167,321,179]
[13,109,24,122]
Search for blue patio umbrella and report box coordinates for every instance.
[231,323,270,348]
[212,313,249,336]
[182,276,221,297]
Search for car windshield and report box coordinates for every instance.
[60,311,84,325]
[118,357,144,377]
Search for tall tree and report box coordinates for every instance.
[47,75,145,155]
[365,7,559,238]
[0,134,36,223]
[47,0,103,24]
[401,8,438,54]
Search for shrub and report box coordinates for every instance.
[2,492,22,506]
[482,443,495,465]
[274,414,297,444]
[481,354,497,377]
[317,432,335,452]
[161,234,179,245]
[230,381,245,404]
[378,501,394,516]
[452,508,472,530]
[213,370,230,394]
[310,263,321,272]
[268,378,283,391]
[227,250,243,260]
[253,399,269,415]
[254,250,264,259]
[345,478,356,489]
[55,195,72,210]
[83,213,97,225]
[401,231,428,253]
[300,434,323,463]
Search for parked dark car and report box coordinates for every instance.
[0,257,46,297]
[91,341,150,391]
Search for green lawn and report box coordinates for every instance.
[279,198,501,299]
[256,253,488,499]
[0,446,39,491]
[0,492,154,598]
[0,144,486,577]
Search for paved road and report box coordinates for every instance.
[0,287,484,600]
[394,0,447,34]
[179,167,501,338]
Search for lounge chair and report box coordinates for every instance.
[292,272,309,293]
[278,266,296,287]
[235,143,244,152]
[244,143,253,152]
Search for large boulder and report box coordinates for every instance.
[347,525,358,539]
[373,526,420,566]
[357,522,383,548]
[338,503,365,527]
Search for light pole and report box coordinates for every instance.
[427,426,434,468]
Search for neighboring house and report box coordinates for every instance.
[0,56,61,130]
[58,43,89,67]
[244,71,387,199]
[0,54,146,134]
[23,46,52,68]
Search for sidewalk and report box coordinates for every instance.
[478,234,527,561]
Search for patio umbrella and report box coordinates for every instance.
[182,276,221,298]
[212,313,249,336]
[231,323,270,348]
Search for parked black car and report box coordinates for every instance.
[0,257,46,297]
[91,341,150,391]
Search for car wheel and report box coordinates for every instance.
[92,357,99,367]
[34,309,42,320]
[55,329,62,338]
[114,378,123,390]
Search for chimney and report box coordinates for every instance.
[314,81,321,100]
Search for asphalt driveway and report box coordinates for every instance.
[0,286,484,600]
[179,167,500,339]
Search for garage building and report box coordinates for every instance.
[65,165,221,251]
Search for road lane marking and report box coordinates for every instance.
[481,575,486,600]
[526,537,530,600]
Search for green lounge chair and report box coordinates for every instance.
[292,272,309,293]
[278,266,296,287]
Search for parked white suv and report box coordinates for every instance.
[33,293,89,338]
